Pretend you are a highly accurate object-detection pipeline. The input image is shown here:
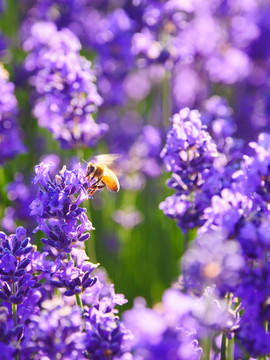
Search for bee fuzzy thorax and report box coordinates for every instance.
[85,158,120,196]
[93,164,106,178]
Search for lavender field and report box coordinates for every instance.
[1,0,270,359]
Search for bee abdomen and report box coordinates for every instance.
[102,170,120,192]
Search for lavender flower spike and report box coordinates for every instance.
[23,22,107,149]
[160,108,219,231]
[24,299,84,360]
[30,162,92,252]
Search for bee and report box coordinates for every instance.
[85,154,120,196]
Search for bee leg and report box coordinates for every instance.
[97,183,106,190]
[87,187,95,196]
[87,186,98,196]
[88,179,103,196]
[91,178,102,188]
[89,188,97,196]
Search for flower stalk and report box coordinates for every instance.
[12,283,17,326]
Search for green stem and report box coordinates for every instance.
[66,253,72,262]
[227,337,234,360]
[221,332,227,360]
[0,166,7,219]
[66,253,84,313]
[12,303,17,326]
[85,202,97,263]
[12,283,20,360]
[76,147,85,163]
[223,293,232,360]
[12,283,17,326]
[75,293,83,311]
[162,70,172,126]
[202,337,211,360]
[265,320,268,333]
[183,231,189,254]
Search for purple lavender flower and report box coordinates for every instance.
[21,0,84,36]
[0,65,26,163]
[1,155,62,233]
[160,107,270,357]
[131,0,187,66]
[23,299,84,360]
[201,97,236,143]
[0,227,37,305]
[81,267,128,312]
[162,108,218,170]
[125,286,238,360]
[160,108,219,231]
[198,132,270,258]
[180,130,270,356]
[30,162,93,252]
[0,163,132,358]
[17,287,43,324]
[123,294,202,360]
[160,106,247,232]
[182,231,245,295]
[23,22,107,149]
[234,264,270,357]
[85,307,133,360]
[30,162,104,304]
[0,306,23,359]
[199,188,246,235]
[0,227,54,359]
[20,0,106,49]
[49,256,98,297]
[189,286,239,339]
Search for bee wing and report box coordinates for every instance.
[93,154,120,167]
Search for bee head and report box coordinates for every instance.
[86,163,96,178]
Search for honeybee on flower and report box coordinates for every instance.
[85,154,120,196]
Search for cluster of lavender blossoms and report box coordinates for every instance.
[160,105,270,357]
[160,108,219,231]
[0,65,26,164]
[0,163,132,359]
[23,22,107,149]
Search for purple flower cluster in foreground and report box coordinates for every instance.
[30,162,92,252]
[124,286,238,360]
[0,163,132,359]
[23,22,107,149]
[0,65,26,164]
